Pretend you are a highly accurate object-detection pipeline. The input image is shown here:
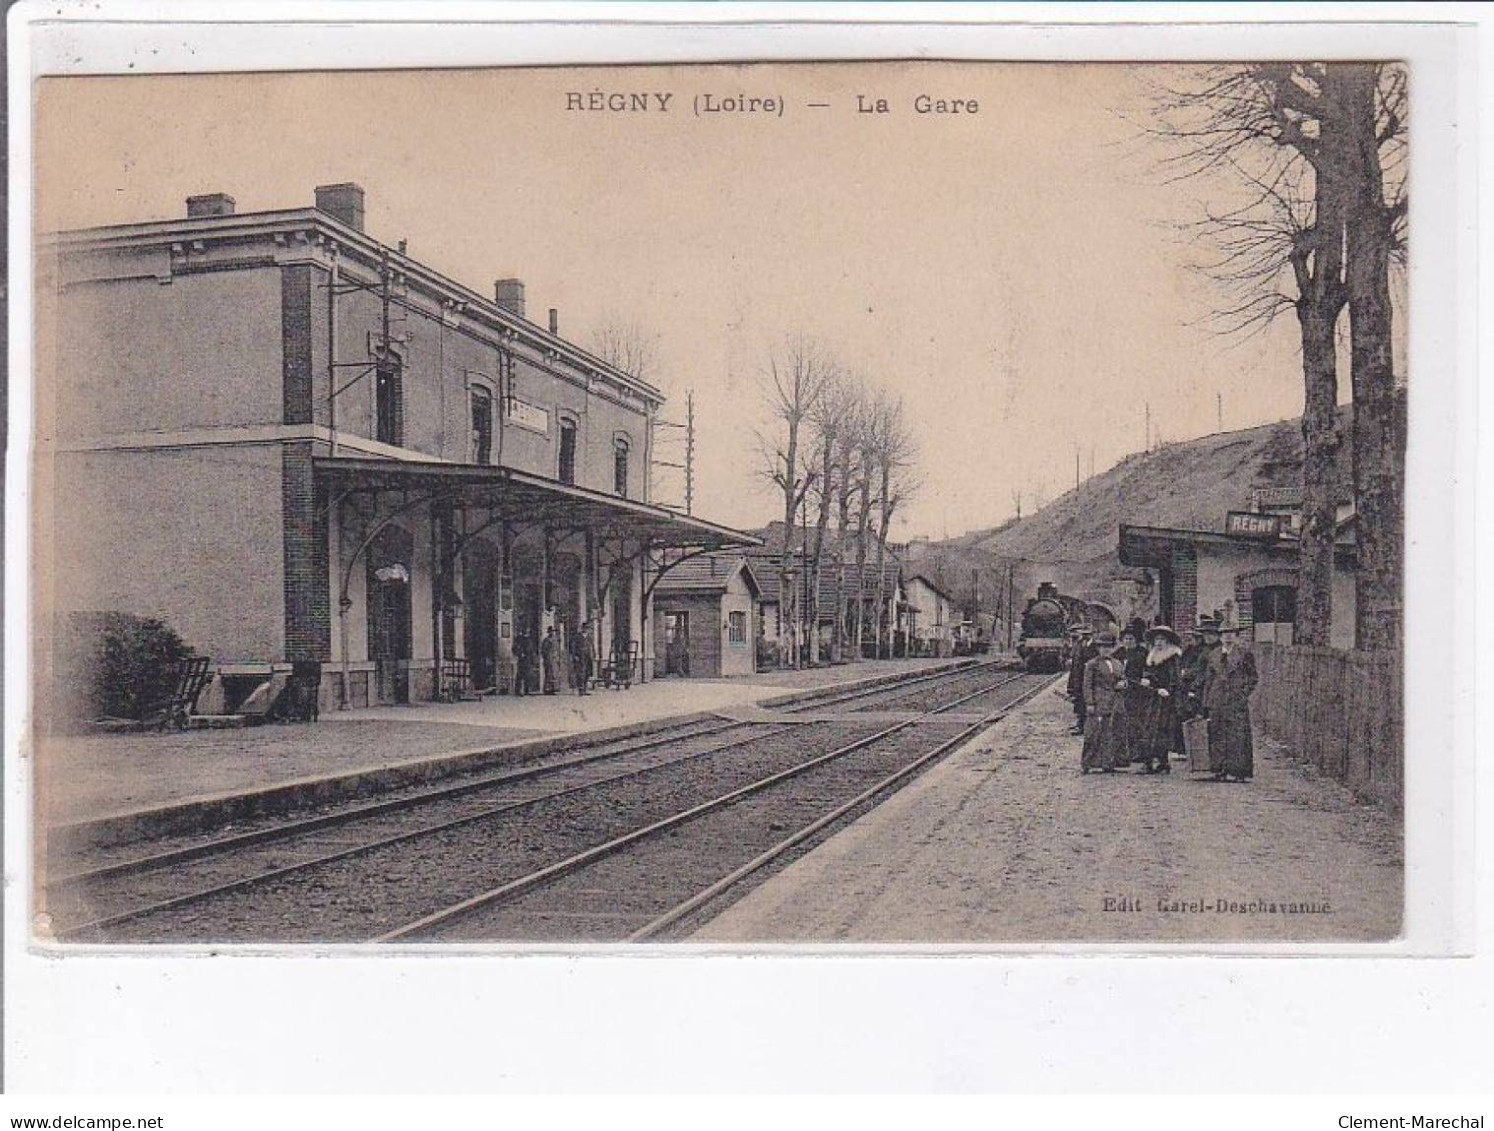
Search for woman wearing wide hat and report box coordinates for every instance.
[1135,624,1183,773]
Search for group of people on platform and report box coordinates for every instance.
[512,620,597,697]
[1065,616,1258,782]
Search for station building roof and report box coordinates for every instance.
[315,456,759,552]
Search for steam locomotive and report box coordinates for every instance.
[1016,583,1120,673]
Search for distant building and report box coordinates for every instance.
[1118,488,1357,647]
[904,574,956,656]
[745,546,907,663]
[38,184,754,709]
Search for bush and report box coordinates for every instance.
[54,612,195,722]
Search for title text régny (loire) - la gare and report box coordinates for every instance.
[564,89,980,116]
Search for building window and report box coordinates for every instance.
[471,387,493,465]
[1252,585,1297,645]
[376,357,403,447]
[728,611,747,644]
[614,436,630,497]
[558,418,577,485]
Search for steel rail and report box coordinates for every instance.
[54,720,795,940]
[48,717,746,890]
[629,675,1056,941]
[53,659,981,889]
[782,659,999,713]
[371,671,1037,943]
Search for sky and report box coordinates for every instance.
[35,62,1346,540]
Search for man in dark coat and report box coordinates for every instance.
[1136,625,1183,773]
[514,631,536,696]
[1202,625,1259,781]
[572,619,596,695]
[1177,622,1211,758]
[540,625,560,694]
[1081,631,1125,773]
[1067,628,1097,735]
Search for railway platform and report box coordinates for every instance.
[693,681,1404,945]
[38,657,969,850]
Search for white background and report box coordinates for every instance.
[4,1,1487,1098]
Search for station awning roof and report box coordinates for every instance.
[1118,523,1355,569]
[314,456,760,551]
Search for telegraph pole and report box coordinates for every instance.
[685,390,695,516]
[1006,563,1015,652]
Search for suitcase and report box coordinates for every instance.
[1183,716,1212,772]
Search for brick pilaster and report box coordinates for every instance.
[282,440,331,660]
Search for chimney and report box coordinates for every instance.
[186,193,236,218]
[548,307,559,335]
[494,279,526,319]
[314,182,365,232]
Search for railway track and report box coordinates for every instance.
[391,671,1050,943]
[46,664,1048,944]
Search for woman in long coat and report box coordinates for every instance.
[1116,625,1147,767]
[1202,628,1259,781]
[1135,625,1183,773]
[1080,632,1125,773]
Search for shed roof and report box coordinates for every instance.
[653,554,762,597]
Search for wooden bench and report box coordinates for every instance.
[144,656,214,729]
[440,658,478,702]
[599,642,639,690]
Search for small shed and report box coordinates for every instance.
[652,555,762,678]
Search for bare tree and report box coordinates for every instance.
[1344,64,1408,651]
[587,315,662,384]
[831,392,867,662]
[805,374,861,666]
[851,404,879,656]
[1147,63,1405,648]
[869,393,919,659]
[757,335,835,668]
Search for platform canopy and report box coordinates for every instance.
[1118,522,1355,570]
[314,455,760,551]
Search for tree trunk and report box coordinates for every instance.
[873,464,891,658]
[808,436,834,666]
[1342,65,1404,653]
[1296,308,1343,648]
[778,427,799,670]
[853,474,872,657]
[832,453,852,663]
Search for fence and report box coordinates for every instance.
[1249,643,1403,812]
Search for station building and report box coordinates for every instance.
[37,184,754,710]
[1117,487,1358,648]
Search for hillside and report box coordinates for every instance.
[904,408,1351,615]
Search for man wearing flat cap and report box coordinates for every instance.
[1200,621,1259,781]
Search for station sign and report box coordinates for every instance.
[1225,510,1284,538]
[506,396,549,435]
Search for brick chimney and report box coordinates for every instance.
[494,279,526,319]
[314,183,365,232]
[186,193,236,218]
